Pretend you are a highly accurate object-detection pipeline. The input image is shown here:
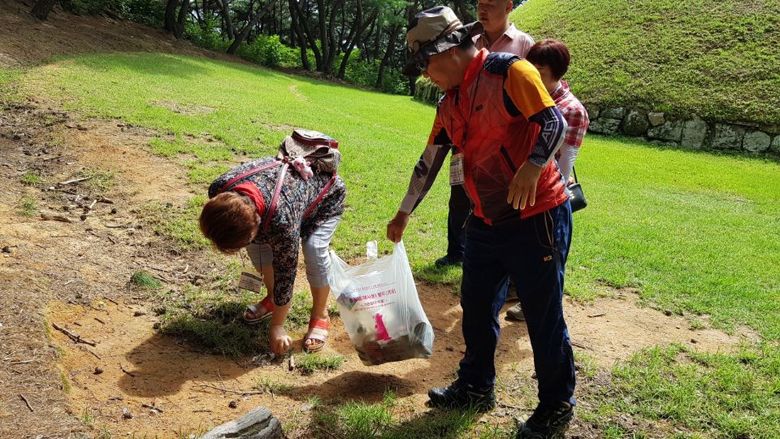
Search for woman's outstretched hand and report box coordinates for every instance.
[270,324,292,355]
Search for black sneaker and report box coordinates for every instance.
[434,254,463,267]
[516,402,573,439]
[427,380,496,412]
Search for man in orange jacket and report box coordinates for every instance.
[387,6,575,438]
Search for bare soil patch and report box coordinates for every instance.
[0,0,217,68]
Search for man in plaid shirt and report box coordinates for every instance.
[507,38,590,322]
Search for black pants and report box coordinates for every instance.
[446,184,470,260]
[458,202,576,406]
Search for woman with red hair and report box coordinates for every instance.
[200,130,346,355]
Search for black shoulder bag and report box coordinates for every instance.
[568,166,587,213]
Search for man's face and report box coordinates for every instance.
[422,49,459,91]
[477,0,512,34]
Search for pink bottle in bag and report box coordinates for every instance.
[374,313,391,342]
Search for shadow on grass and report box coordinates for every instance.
[157,299,269,357]
[414,261,463,287]
[299,382,481,439]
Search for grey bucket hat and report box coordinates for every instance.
[403,6,482,77]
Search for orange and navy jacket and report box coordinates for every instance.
[399,49,569,223]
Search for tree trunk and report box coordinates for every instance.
[215,0,235,39]
[376,22,401,88]
[289,0,310,70]
[337,5,378,79]
[227,0,271,54]
[31,0,57,20]
[164,0,179,32]
[175,0,191,38]
[315,0,328,72]
[227,7,256,53]
[291,0,322,70]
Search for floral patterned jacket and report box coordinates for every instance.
[208,157,346,306]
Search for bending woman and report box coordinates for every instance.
[199,130,346,355]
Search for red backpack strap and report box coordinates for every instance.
[302,174,337,220]
[262,163,289,232]
[218,160,281,193]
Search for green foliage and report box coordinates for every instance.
[590,344,780,438]
[345,58,408,95]
[122,0,165,27]
[412,76,442,105]
[184,18,229,52]
[512,0,780,125]
[129,270,162,290]
[237,35,300,69]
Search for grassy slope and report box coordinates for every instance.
[18,53,780,340]
[511,0,780,126]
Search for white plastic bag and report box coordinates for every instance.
[328,241,434,365]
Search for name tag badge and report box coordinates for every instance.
[449,153,465,186]
[238,271,264,293]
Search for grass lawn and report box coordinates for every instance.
[4,52,779,437]
[512,0,780,125]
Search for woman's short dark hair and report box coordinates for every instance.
[199,192,258,253]
[526,39,571,80]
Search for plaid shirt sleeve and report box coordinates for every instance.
[560,101,590,149]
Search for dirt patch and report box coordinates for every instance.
[0,0,216,68]
[64,119,192,203]
[45,281,755,438]
[153,100,216,116]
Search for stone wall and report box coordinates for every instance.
[414,78,780,156]
[588,106,780,155]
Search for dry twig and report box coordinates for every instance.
[52,323,96,346]
[40,213,72,223]
[120,364,136,377]
[196,383,264,396]
[59,176,92,185]
[19,394,33,412]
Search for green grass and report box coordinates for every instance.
[295,352,344,375]
[511,0,780,125]
[141,195,210,251]
[588,343,780,438]
[17,194,38,217]
[20,171,42,186]
[129,270,162,290]
[312,392,482,439]
[254,376,293,394]
[83,169,115,192]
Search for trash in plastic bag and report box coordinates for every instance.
[329,241,434,366]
